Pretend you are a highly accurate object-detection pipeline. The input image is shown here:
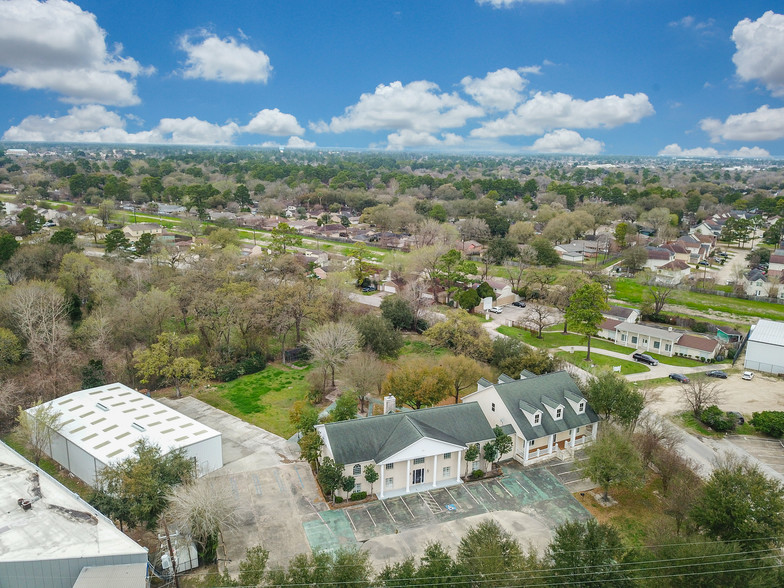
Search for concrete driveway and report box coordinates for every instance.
[159,397,327,571]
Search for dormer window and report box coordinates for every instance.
[533,413,541,425]
[578,401,585,414]
[555,407,563,420]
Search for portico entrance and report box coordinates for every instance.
[412,468,425,485]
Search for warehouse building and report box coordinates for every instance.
[27,383,223,487]
[0,441,149,588]
[744,319,784,375]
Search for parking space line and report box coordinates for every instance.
[230,476,240,500]
[381,499,397,523]
[444,486,459,506]
[295,467,305,488]
[366,509,376,527]
[345,510,357,532]
[400,496,416,519]
[251,474,263,495]
[307,499,335,538]
[515,479,529,495]
[480,482,497,501]
[496,479,513,497]
[463,485,481,504]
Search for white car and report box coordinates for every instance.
[742,371,754,380]
[489,306,503,314]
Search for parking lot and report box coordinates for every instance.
[305,461,591,567]
[726,435,784,476]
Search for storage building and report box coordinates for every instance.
[744,319,784,375]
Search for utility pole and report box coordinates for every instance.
[162,517,180,588]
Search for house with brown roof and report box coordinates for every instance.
[605,305,639,323]
[674,334,722,361]
[769,249,784,278]
[657,259,691,284]
[644,246,675,270]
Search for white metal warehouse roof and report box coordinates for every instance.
[33,383,221,466]
[0,441,148,563]
[748,318,784,347]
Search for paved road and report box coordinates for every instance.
[557,346,720,381]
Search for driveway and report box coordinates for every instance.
[159,397,327,571]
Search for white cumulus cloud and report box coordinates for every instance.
[313,80,484,134]
[461,68,526,112]
[261,136,316,149]
[243,108,304,136]
[471,91,654,138]
[728,146,771,158]
[658,144,720,157]
[0,0,150,106]
[528,129,603,154]
[732,11,784,97]
[700,105,784,142]
[179,32,272,83]
[156,117,239,145]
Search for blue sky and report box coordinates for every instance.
[1,0,784,157]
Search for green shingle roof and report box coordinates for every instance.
[322,403,494,465]
[495,371,599,441]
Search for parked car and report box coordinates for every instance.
[361,286,376,292]
[489,306,503,314]
[632,352,659,366]
[705,370,728,379]
[698,260,710,266]
[727,411,745,425]
[512,301,527,308]
[669,373,690,383]
[742,371,754,380]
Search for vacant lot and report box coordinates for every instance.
[194,365,310,438]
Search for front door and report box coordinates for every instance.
[412,468,425,485]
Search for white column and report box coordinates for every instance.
[570,428,577,446]
[432,454,438,488]
[548,434,555,454]
[523,440,529,464]
[406,459,411,493]
[380,467,385,499]
[455,450,462,482]
[592,421,599,440]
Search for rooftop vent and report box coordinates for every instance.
[96,402,109,412]
[131,422,146,432]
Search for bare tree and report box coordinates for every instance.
[680,376,723,418]
[642,273,675,317]
[15,400,63,465]
[4,281,75,398]
[165,477,241,557]
[340,351,387,414]
[305,322,360,388]
[526,302,556,338]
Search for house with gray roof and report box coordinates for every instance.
[462,371,599,466]
[316,403,497,498]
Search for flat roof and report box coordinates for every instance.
[615,322,681,341]
[31,383,220,466]
[0,441,148,563]
[749,319,784,347]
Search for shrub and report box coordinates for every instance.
[214,353,267,382]
[350,491,367,501]
[693,322,709,333]
[700,405,736,433]
[334,496,344,503]
[471,469,485,479]
[751,411,784,438]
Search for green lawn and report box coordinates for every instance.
[194,365,311,438]
[497,325,634,354]
[644,352,724,367]
[613,278,784,323]
[555,351,650,375]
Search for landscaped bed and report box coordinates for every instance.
[555,351,649,375]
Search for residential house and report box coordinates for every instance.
[674,235,707,263]
[598,317,622,340]
[122,222,163,242]
[462,371,600,466]
[692,218,723,238]
[614,322,681,356]
[768,249,784,278]
[741,269,772,297]
[644,246,675,270]
[316,403,497,499]
[716,325,743,344]
[662,242,690,262]
[605,305,639,323]
[673,334,722,361]
[656,259,691,285]
[555,239,601,263]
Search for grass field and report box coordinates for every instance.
[498,326,633,354]
[194,364,310,438]
[555,351,649,375]
[613,278,784,323]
